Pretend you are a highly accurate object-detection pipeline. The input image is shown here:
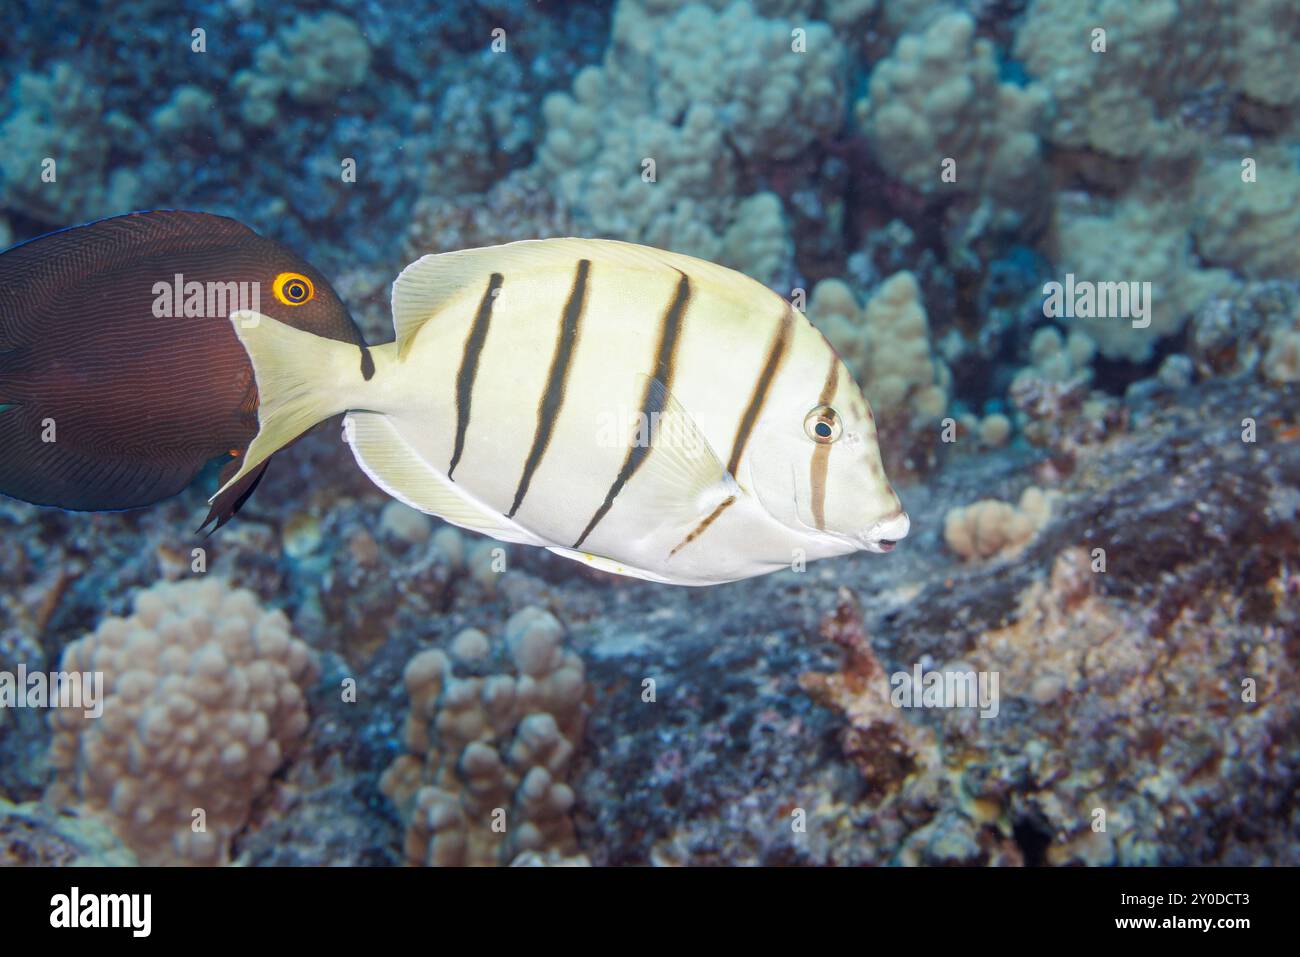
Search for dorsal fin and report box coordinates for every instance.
[390,238,778,348]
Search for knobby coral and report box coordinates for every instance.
[47,579,319,866]
[381,607,589,866]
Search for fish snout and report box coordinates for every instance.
[861,511,910,553]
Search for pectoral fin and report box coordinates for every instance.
[626,373,739,523]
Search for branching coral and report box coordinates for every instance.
[47,579,319,866]
[1192,151,1300,281]
[150,85,216,138]
[1014,0,1236,163]
[381,608,588,866]
[1233,0,1300,112]
[808,272,950,476]
[810,272,949,422]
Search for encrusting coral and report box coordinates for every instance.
[381,607,589,866]
[47,579,319,866]
[0,797,137,866]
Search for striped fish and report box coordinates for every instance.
[217,239,909,585]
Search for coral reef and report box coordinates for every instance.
[536,0,845,284]
[0,62,137,222]
[47,579,319,866]
[1015,0,1234,163]
[1009,326,1124,477]
[810,273,949,421]
[1047,194,1234,362]
[1192,150,1300,281]
[234,12,372,127]
[856,11,1048,230]
[798,590,938,799]
[381,608,588,866]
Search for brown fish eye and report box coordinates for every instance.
[805,406,841,444]
[273,272,315,306]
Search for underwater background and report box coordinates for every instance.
[0,0,1297,866]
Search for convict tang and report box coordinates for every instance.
[217,238,909,585]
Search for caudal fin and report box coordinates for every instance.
[211,311,370,504]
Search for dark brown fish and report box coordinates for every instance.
[0,209,371,529]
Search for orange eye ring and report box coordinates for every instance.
[273,272,315,306]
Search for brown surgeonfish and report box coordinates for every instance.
[0,209,371,529]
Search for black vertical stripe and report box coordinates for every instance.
[508,259,590,518]
[572,270,691,549]
[726,309,794,477]
[448,272,503,480]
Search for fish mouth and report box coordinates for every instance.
[860,511,910,553]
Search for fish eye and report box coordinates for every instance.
[273,272,315,306]
[804,406,842,444]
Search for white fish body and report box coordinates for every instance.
[220,239,909,586]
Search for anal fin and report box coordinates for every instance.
[345,411,546,546]
[546,546,681,585]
